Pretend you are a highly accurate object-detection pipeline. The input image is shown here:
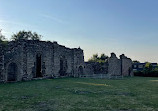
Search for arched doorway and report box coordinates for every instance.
[7,63,17,81]
[78,66,84,75]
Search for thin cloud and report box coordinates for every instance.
[0,19,40,39]
[0,19,31,28]
[40,14,66,24]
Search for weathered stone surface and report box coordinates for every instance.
[84,53,133,78]
[120,54,133,76]
[0,40,133,82]
[108,53,121,76]
[0,40,84,82]
[84,62,94,75]
[84,62,108,75]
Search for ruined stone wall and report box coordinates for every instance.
[0,39,134,82]
[53,43,74,77]
[42,43,54,77]
[24,41,54,79]
[83,53,133,77]
[84,62,108,75]
[0,40,85,82]
[83,62,94,75]
[120,54,133,76]
[108,53,121,76]
[23,41,84,78]
[26,45,35,79]
[3,41,24,81]
[73,48,84,77]
[23,40,74,78]
[0,45,3,81]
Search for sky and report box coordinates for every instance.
[0,0,158,62]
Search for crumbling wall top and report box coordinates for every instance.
[110,53,117,59]
[120,54,132,60]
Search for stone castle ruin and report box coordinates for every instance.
[83,53,133,78]
[0,40,133,82]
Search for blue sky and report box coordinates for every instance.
[0,0,158,62]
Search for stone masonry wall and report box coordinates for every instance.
[73,48,84,77]
[120,54,133,76]
[0,45,3,81]
[24,41,54,79]
[3,41,24,81]
[108,53,121,76]
[84,62,94,75]
[1,40,85,82]
[53,43,74,77]
[0,39,133,82]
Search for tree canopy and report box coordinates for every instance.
[0,29,6,42]
[11,30,42,41]
[0,29,8,49]
[88,53,109,63]
[0,35,6,42]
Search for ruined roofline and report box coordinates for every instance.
[7,39,83,51]
[109,52,132,60]
[120,54,132,60]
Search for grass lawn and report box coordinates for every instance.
[0,77,157,111]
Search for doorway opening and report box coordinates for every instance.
[36,54,42,77]
[8,63,17,81]
[78,66,84,75]
[59,56,67,76]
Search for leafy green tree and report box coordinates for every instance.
[153,67,158,72]
[88,54,98,62]
[143,62,153,74]
[145,62,150,68]
[88,53,109,63]
[11,30,42,41]
[100,53,108,61]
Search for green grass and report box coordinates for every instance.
[0,77,158,111]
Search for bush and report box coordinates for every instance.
[134,70,158,77]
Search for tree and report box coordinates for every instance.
[88,53,109,63]
[0,35,5,42]
[100,53,108,61]
[11,30,42,41]
[143,62,153,74]
[144,62,151,68]
[0,29,6,42]
[88,54,98,62]
[0,29,8,49]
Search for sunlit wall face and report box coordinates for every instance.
[1,0,158,63]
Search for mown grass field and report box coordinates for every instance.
[0,77,157,111]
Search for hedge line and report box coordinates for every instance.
[134,71,158,77]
